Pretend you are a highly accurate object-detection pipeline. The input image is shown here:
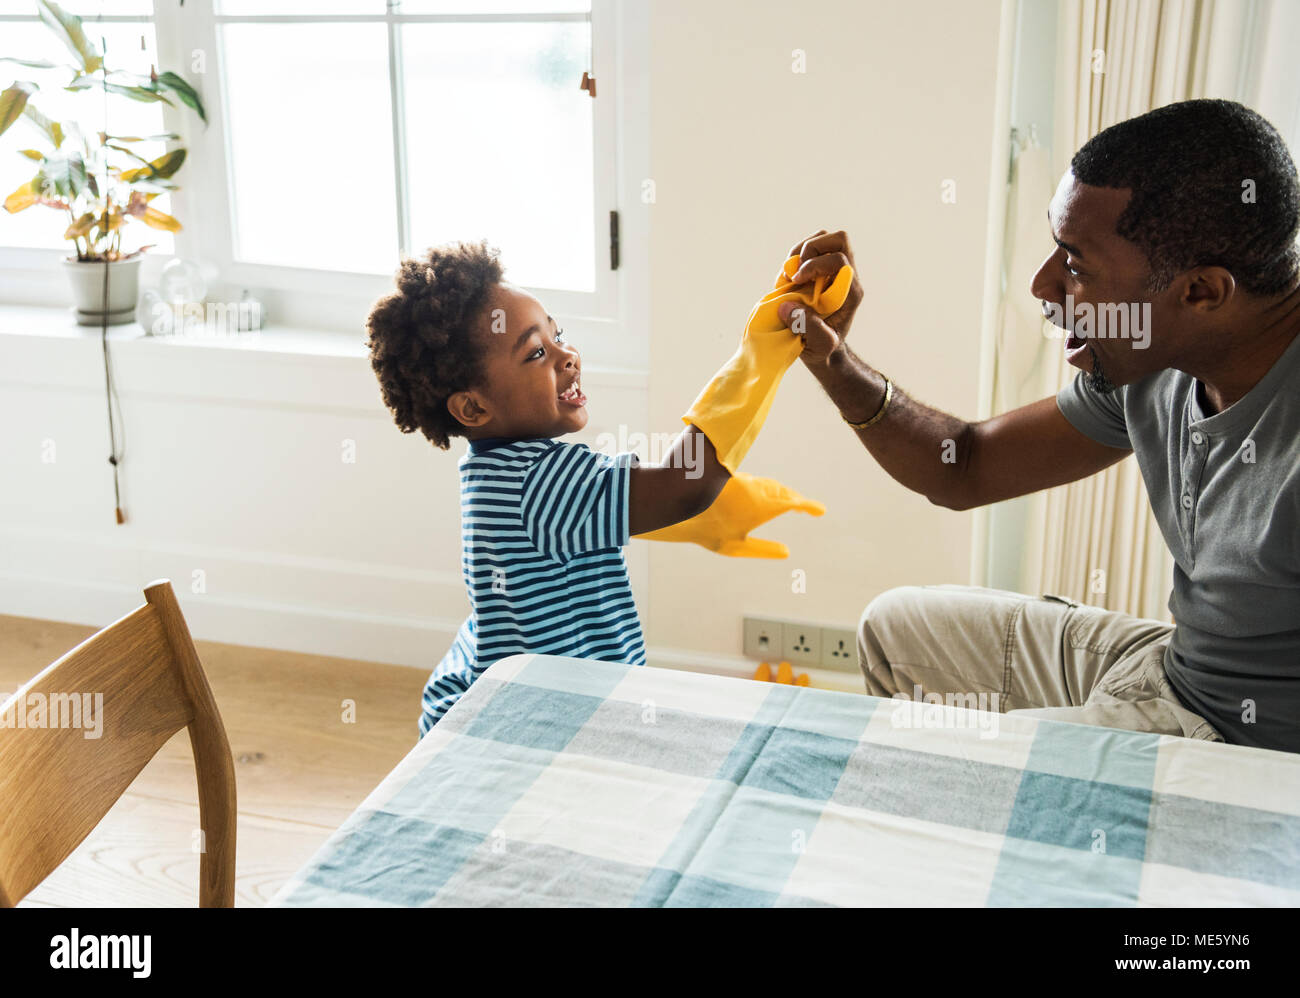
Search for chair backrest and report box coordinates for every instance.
[0,579,236,907]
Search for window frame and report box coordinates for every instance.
[2,0,643,368]
[168,1,619,316]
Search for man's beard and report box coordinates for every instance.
[1084,346,1116,394]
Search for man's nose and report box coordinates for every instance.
[1029,255,1056,301]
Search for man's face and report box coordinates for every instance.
[453,282,587,438]
[1031,171,1179,392]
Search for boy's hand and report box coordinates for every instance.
[632,471,824,558]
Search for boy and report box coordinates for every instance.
[367,241,732,736]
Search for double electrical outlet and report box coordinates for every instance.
[742,616,858,672]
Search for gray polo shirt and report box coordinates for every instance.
[1055,329,1300,754]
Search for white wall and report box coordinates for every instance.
[1,0,1012,686]
[642,0,1008,657]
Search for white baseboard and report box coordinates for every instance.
[1,565,869,694]
[0,568,458,671]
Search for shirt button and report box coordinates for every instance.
[1181,494,1193,509]
[1192,431,1204,445]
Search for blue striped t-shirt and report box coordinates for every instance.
[418,436,647,735]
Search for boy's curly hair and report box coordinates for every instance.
[366,240,504,449]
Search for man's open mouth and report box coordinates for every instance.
[557,377,586,406]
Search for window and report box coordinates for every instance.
[216,1,597,293]
[2,0,635,361]
[0,2,175,256]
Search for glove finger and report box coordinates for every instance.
[718,537,789,559]
[787,497,826,517]
[738,474,827,518]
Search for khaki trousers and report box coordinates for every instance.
[856,584,1223,742]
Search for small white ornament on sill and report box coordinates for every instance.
[136,289,173,336]
[159,258,207,306]
[234,289,265,331]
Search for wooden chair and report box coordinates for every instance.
[0,579,236,907]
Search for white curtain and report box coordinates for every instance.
[992,132,1053,416]
[1013,0,1258,621]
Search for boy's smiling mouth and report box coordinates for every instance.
[557,376,586,407]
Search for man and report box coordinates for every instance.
[780,98,1300,754]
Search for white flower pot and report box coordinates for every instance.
[62,255,144,326]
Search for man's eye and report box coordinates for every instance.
[555,327,564,341]
[1065,260,1081,277]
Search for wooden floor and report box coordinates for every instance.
[1,613,428,908]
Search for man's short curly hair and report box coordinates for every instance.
[367,240,504,449]
[1071,99,1300,296]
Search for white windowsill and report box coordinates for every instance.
[0,302,371,359]
[0,301,651,397]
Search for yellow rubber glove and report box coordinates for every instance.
[632,471,825,558]
[683,254,854,474]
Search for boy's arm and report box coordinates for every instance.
[627,424,731,535]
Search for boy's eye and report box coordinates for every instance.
[526,327,565,361]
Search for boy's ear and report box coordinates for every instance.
[446,390,491,428]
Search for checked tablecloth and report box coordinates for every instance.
[271,654,1300,907]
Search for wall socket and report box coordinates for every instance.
[821,627,857,671]
[781,621,821,666]
[741,616,783,661]
[742,617,858,672]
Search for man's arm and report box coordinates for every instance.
[779,228,1130,510]
[627,424,731,534]
[798,343,1130,511]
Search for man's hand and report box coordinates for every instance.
[775,229,863,365]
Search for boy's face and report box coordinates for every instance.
[447,282,587,439]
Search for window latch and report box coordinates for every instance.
[580,71,596,98]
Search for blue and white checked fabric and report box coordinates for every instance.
[271,655,1300,907]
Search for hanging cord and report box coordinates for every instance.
[94,10,126,524]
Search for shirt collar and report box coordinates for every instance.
[1188,326,1300,432]
[467,435,552,454]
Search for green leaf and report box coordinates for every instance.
[127,177,179,193]
[0,81,38,140]
[152,71,206,124]
[65,78,174,107]
[119,147,186,182]
[37,0,103,75]
[106,143,156,169]
[43,148,87,199]
[103,132,180,143]
[0,57,60,70]
[23,104,64,148]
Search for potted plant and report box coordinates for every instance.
[0,0,205,325]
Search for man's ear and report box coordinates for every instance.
[1182,266,1236,312]
[447,390,491,428]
